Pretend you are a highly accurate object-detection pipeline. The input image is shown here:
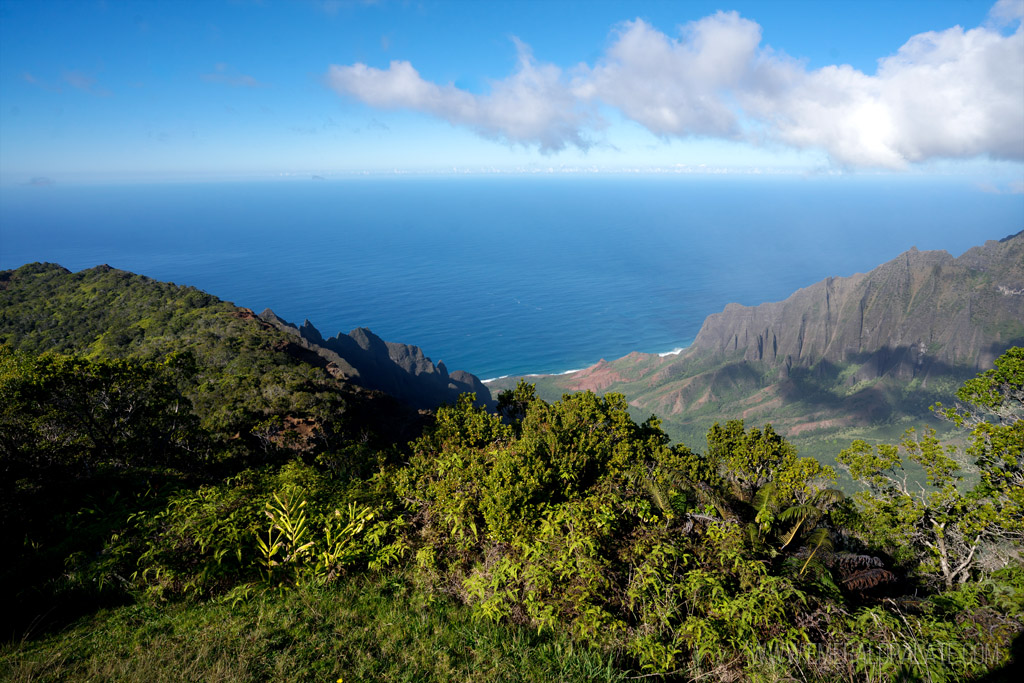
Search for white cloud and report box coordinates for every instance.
[326,40,591,152]
[47,69,112,96]
[325,2,1024,168]
[574,13,761,138]
[988,0,1024,26]
[745,14,1024,167]
[978,178,1024,193]
[201,63,266,88]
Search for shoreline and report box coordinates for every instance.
[481,366,583,385]
[480,344,689,384]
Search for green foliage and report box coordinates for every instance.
[0,263,385,455]
[516,391,645,497]
[839,347,1023,592]
[707,419,836,506]
[127,472,266,598]
[839,424,1022,590]
[122,462,406,601]
[625,522,812,674]
[1,345,207,635]
[394,378,1021,676]
[496,378,537,434]
[952,345,1024,421]
[468,498,623,644]
[3,264,1021,680]
[0,346,202,475]
[255,493,404,591]
[480,444,555,542]
[399,389,662,551]
[401,389,844,674]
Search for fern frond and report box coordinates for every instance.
[815,488,846,508]
[830,553,885,574]
[752,482,779,514]
[797,528,833,577]
[841,568,896,590]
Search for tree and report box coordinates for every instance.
[495,379,537,435]
[0,346,201,477]
[706,419,835,508]
[838,347,1024,589]
[944,346,1024,425]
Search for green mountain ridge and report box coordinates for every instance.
[0,262,490,417]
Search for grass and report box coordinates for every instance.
[2,574,631,683]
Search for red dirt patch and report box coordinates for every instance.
[786,418,850,436]
[741,395,785,420]
[563,360,628,392]
[233,307,275,331]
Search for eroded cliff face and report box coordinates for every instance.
[493,232,1024,442]
[687,232,1024,383]
[258,311,492,411]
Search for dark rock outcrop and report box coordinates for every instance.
[258,311,493,411]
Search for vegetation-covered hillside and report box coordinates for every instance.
[0,262,427,448]
[1,263,1022,682]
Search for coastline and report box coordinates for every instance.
[481,366,584,385]
[480,343,690,384]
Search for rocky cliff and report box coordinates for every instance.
[258,310,493,411]
[489,231,1024,446]
[688,231,1024,382]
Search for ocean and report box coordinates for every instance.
[1,175,1021,380]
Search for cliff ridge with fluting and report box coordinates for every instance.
[488,231,1024,447]
[258,310,493,411]
[688,232,1024,383]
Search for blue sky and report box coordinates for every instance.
[0,0,1022,185]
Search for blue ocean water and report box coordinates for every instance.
[1,176,1021,380]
